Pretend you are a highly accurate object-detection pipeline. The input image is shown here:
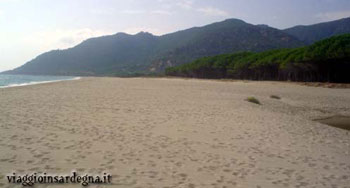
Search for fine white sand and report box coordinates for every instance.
[0,77,349,188]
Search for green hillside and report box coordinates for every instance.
[284,17,350,44]
[3,19,303,76]
[4,17,350,77]
[165,34,350,83]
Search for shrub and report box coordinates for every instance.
[246,97,261,105]
[270,95,281,99]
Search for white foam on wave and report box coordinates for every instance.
[0,77,81,89]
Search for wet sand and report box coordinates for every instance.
[315,116,350,131]
[0,77,349,188]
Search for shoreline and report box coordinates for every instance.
[2,73,350,89]
[0,76,81,89]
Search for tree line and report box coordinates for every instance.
[165,34,350,83]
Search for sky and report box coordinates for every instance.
[0,0,350,71]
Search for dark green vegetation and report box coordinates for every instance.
[3,19,304,76]
[165,34,350,83]
[270,95,281,100]
[246,97,261,105]
[284,17,350,44]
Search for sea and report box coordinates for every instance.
[0,74,80,88]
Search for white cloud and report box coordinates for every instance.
[90,8,115,15]
[150,10,173,15]
[120,10,145,15]
[122,27,163,35]
[23,28,113,51]
[171,0,229,17]
[118,1,227,18]
[0,0,22,2]
[177,0,194,10]
[197,7,229,17]
[120,9,172,16]
[315,10,350,22]
[0,28,113,71]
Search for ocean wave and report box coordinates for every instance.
[0,77,81,89]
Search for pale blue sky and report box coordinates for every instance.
[0,0,349,71]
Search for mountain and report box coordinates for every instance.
[165,34,350,83]
[151,19,303,71]
[284,17,350,44]
[4,19,304,76]
[6,32,159,76]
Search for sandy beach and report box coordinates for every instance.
[0,77,349,188]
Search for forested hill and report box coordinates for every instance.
[284,17,350,44]
[4,19,303,76]
[165,34,350,83]
[150,19,303,71]
[4,17,350,76]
